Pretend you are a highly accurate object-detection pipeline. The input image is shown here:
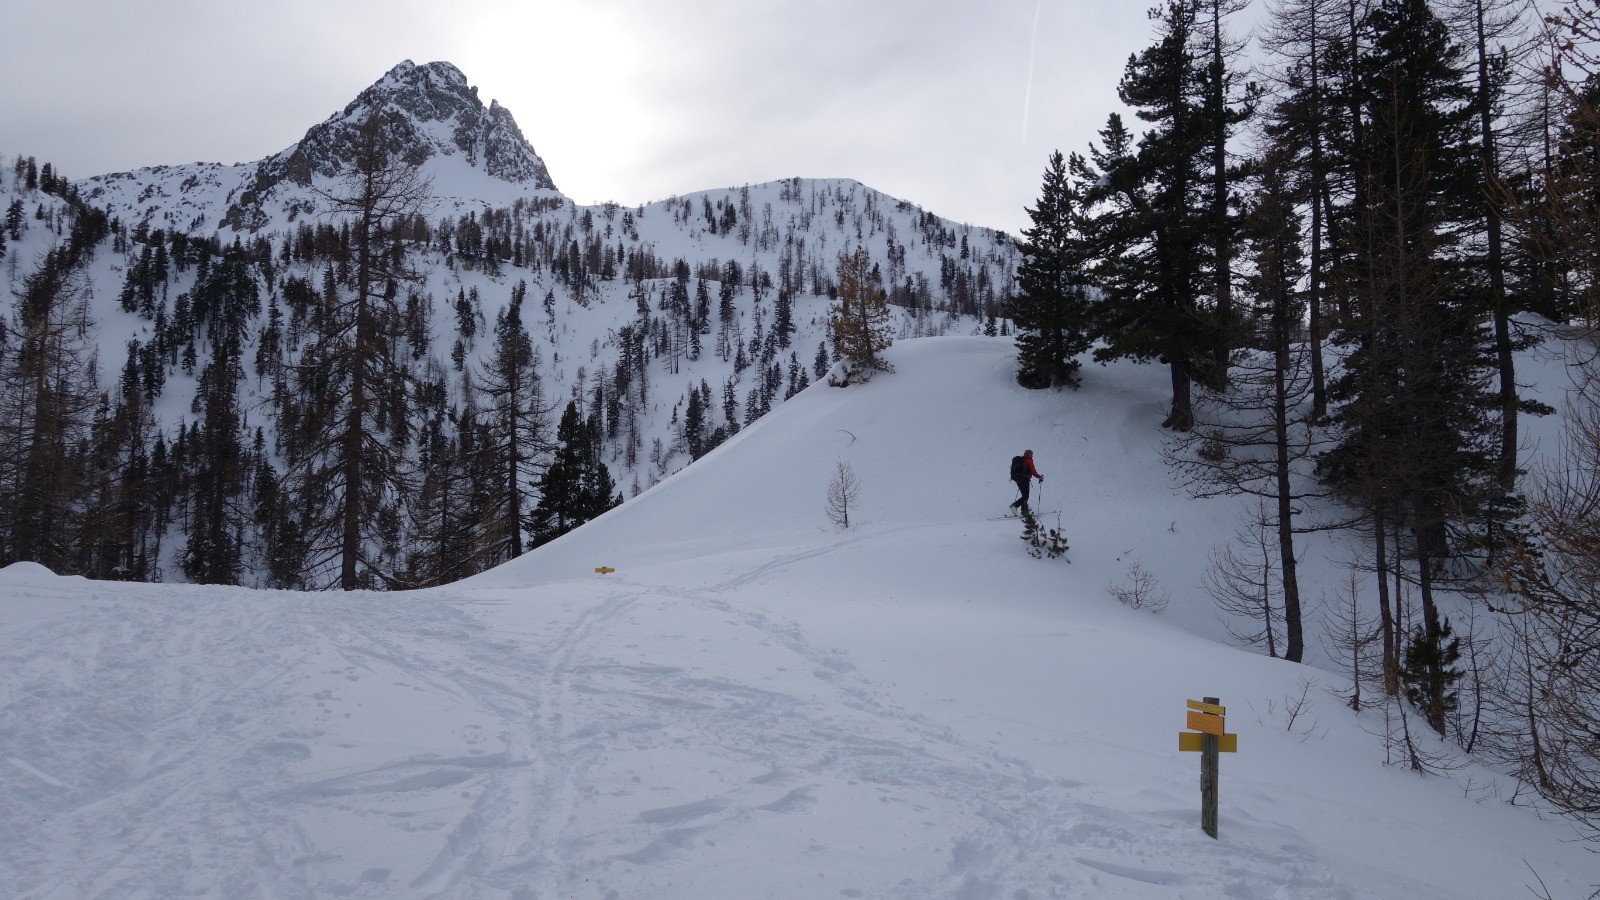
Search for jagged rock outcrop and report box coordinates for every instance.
[214,60,557,231]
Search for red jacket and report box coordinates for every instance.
[1020,455,1041,480]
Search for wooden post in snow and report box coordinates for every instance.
[1200,696,1220,839]
[1179,696,1235,839]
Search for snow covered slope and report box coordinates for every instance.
[1,337,1590,899]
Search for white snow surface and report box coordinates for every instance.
[2,337,1594,899]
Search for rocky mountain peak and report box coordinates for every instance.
[220,60,558,231]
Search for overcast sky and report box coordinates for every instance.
[1,1,1256,235]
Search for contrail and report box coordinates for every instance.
[1022,0,1043,146]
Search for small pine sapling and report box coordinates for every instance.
[1020,509,1069,559]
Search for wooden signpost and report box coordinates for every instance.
[1179,696,1236,839]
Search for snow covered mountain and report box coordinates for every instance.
[78,60,562,235]
[1,60,1018,589]
[3,59,1595,900]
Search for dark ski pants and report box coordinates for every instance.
[1010,478,1031,513]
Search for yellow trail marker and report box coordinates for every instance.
[1179,732,1237,753]
[594,567,615,574]
[1182,695,1233,840]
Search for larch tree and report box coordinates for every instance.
[291,111,432,590]
[829,244,894,382]
[1260,0,1346,419]
[1174,141,1323,663]
[1484,0,1600,841]
[1318,0,1500,735]
[475,279,553,564]
[1444,0,1541,490]
[0,248,99,571]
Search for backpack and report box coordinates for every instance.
[1010,455,1027,481]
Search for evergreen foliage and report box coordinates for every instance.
[1008,151,1093,389]
[1401,618,1462,728]
[1074,0,1253,431]
[1019,507,1069,560]
[1314,0,1507,727]
[474,280,551,564]
[528,401,619,548]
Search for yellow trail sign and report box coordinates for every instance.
[1179,732,1237,753]
[1185,695,1231,840]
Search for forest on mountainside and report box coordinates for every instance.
[1001,0,1600,845]
[0,145,1014,594]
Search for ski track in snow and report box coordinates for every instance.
[3,528,1392,899]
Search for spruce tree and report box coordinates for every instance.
[1083,2,1232,430]
[182,338,248,585]
[405,394,476,587]
[528,401,619,548]
[1007,150,1093,389]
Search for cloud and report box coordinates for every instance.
[0,0,1168,233]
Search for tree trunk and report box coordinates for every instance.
[1165,358,1196,431]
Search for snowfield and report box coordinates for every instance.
[2,337,1594,899]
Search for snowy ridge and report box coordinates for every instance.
[0,337,1589,898]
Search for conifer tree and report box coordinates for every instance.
[182,337,248,585]
[405,395,477,587]
[682,385,709,460]
[291,111,431,590]
[1483,2,1600,834]
[528,401,619,548]
[1174,143,1322,663]
[1082,2,1232,430]
[81,343,160,581]
[1447,0,1538,489]
[1317,0,1500,732]
[1198,0,1259,382]
[829,244,894,381]
[1007,150,1093,389]
[0,249,98,570]
[1259,0,1345,419]
[475,280,551,562]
